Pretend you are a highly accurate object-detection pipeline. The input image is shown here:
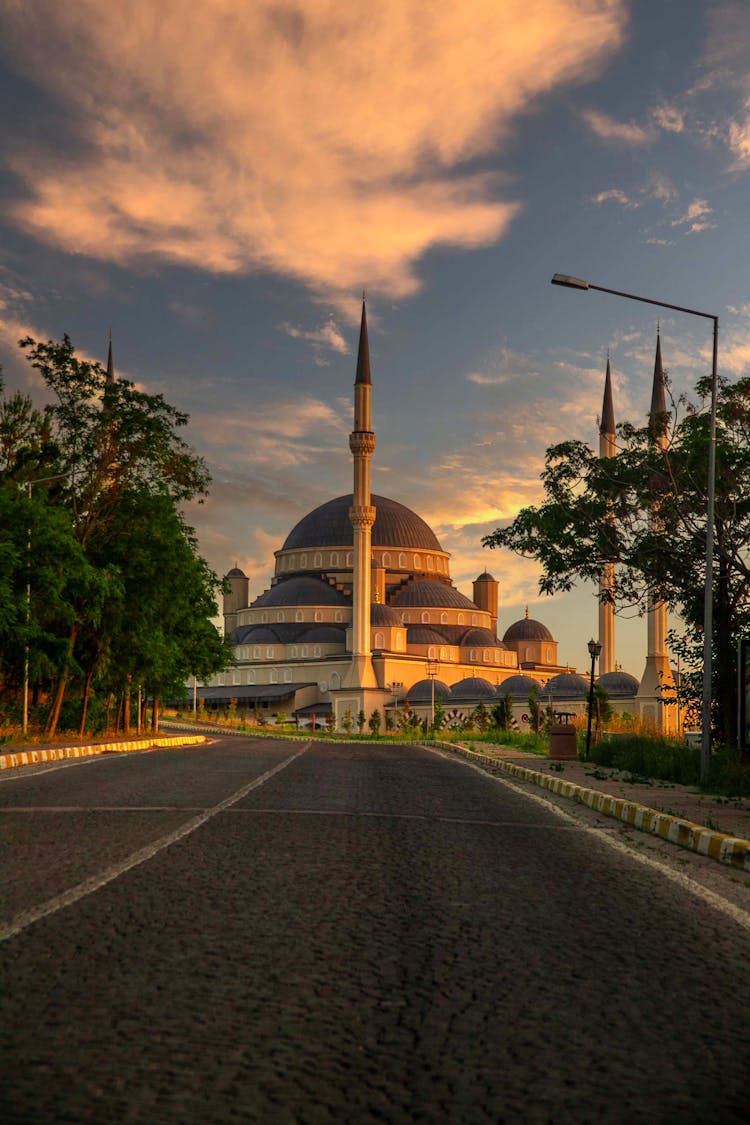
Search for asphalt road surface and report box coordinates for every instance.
[2,737,749,1123]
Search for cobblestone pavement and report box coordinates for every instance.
[2,737,750,1123]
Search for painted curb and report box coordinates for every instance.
[442,741,750,874]
[0,735,207,771]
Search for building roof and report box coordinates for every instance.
[252,575,350,608]
[596,670,640,697]
[282,493,443,552]
[496,674,539,699]
[543,672,589,699]
[474,571,496,582]
[226,566,247,578]
[371,603,402,626]
[297,625,346,644]
[406,678,451,703]
[460,626,504,648]
[393,579,476,610]
[406,626,448,645]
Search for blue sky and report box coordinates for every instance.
[2,0,749,679]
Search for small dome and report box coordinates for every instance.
[449,676,497,701]
[406,678,451,704]
[252,576,350,608]
[596,670,640,697]
[371,603,402,627]
[237,625,279,644]
[297,626,346,644]
[475,571,496,582]
[497,674,539,699]
[503,616,553,643]
[393,580,477,610]
[543,672,589,699]
[460,627,505,648]
[226,566,247,578]
[406,626,448,645]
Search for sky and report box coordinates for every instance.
[2,0,750,679]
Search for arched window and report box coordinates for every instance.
[276,611,284,622]
[396,635,404,650]
[300,553,308,567]
[471,614,478,626]
[284,668,292,682]
[314,610,323,622]
[421,611,429,624]
[470,649,478,662]
[253,646,260,659]
[440,612,448,624]
[374,632,384,649]
[314,553,322,568]
[402,612,410,624]
[295,609,304,622]
[483,650,490,662]
[440,647,447,661]
[232,670,240,684]
[330,552,339,566]
[289,556,296,570]
[290,645,297,658]
[458,613,465,625]
[266,647,274,659]
[382,552,391,567]
[426,556,433,570]
[270,668,278,683]
[398,553,407,568]
[330,672,340,690]
[335,610,343,622]
[249,670,256,684]
[261,612,268,623]
[346,552,352,566]
[428,646,436,659]
[314,645,321,657]
[217,673,225,686]
[414,554,422,569]
[301,646,308,658]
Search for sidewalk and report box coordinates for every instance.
[0,732,207,770]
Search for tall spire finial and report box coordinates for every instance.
[106,330,115,386]
[600,353,615,436]
[649,326,667,427]
[355,296,371,386]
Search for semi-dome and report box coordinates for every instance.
[497,674,539,698]
[252,576,350,608]
[596,670,640,697]
[283,493,442,552]
[544,672,589,699]
[393,580,476,610]
[406,678,451,703]
[406,626,448,645]
[371,603,402,627]
[503,616,553,643]
[235,625,279,644]
[460,627,505,648]
[297,626,346,644]
[449,676,497,701]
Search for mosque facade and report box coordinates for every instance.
[198,303,678,733]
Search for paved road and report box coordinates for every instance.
[1,737,749,1123]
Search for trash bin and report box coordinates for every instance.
[548,722,578,760]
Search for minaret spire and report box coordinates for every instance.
[344,296,377,692]
[598,353,616,675]
[106,330,115,386]
[649,325,667,429]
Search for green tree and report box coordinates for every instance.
[357,709,366,734]
[484,375,750,751]
[342,708,353,735]
[432,700,445,733]
[368,708,382,736]
[527,684,542,734]
[491,692,514,732]
[470,700,489,732]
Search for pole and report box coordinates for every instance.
[22,482,31,734]
[586,650,596,760]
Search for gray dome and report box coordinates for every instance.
[475,571,496,582]
[237,625,279,643]
[460,627,505,648]
[497,674,539,699]
[393,580,476,610]
[544,672,589,699]
[283,493,442,552]
[406,678,451,704]
[406,626,448,645]
[226,566,247,578]
[503,617,553,643]
[596,670,640,697]
[371,603,402,627]
[449,676,497,701]
[297,626,346,644]
[252,576,350,608]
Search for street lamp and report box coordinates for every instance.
[21,471,71,734]
[551,273,718,782]
[425,660,439,731]
[586,638,602,760]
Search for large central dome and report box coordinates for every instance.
[283,493,443,552]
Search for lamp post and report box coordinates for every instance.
[425,660,439,730]
[21,471,71,734]
[551,273,718,782]
[586,638,602,760]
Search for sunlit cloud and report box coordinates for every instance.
[279,317,350,356]
[2,1,628,302]
[671,197,715,233]
[581,107,654,145]
[592,187,637,207]
[651,103,686,133]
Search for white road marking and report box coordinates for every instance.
[0,743,310,942]
[0,748,161,783]
[436,747,750,934]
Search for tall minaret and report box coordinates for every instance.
[636,329,675,726]
[106,332,115,386]
[344,298,377,689]
[598,354,616,675]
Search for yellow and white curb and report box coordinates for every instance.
[0,735,207,772]
[445,743,750,874]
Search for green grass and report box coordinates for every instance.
[588,734,750,798]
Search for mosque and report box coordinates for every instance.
[197,302,677,733]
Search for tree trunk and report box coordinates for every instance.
[79,661,97,737]
[714,525,738,748]
[115,693,124,733]
[45,623,78,738]
[124,684,131,735]
[151,696,159,733]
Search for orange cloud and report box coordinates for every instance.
[3,1,627,301]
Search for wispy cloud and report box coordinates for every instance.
[1,1,628,302]
[592,188,637,208]
[671,197,715,233]
[581,108,654,146]
[651,103,686,133]
[279,317,350,356]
